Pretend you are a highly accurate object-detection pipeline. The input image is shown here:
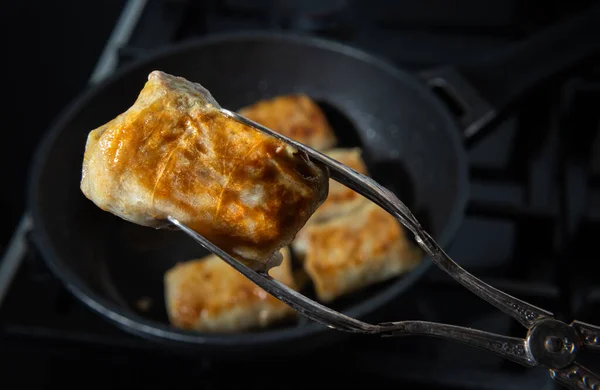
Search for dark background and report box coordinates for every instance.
[1,1,125,250]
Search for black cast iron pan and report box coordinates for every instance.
[28,4,600,356]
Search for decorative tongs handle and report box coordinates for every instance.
[551,322,600,389]
[385,195,600,390]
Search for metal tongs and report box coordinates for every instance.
[169,109,600,390]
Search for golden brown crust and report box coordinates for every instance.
[238,94,337,151]
[309,147,370,223]
[291,148,369,258]
[80,71,328,271]
[295,202,422,302]
[164,248,296,332]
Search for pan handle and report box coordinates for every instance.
[418,2,600,141]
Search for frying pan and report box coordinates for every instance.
[28,5,600,356]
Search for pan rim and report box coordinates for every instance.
[28,30,469,348]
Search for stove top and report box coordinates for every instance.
[1,1,599,388]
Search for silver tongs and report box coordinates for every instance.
[169,109,600,390]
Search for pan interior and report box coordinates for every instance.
[31,35,467,341]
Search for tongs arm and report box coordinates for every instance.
[310,150,554,329]
[552,363,600,389]
[571,320,600,351]
[220,109,599,390]
[413,231,554,328]
[222,108,554,329]
[382,320,535,368]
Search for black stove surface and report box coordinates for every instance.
[2,1,600,388]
